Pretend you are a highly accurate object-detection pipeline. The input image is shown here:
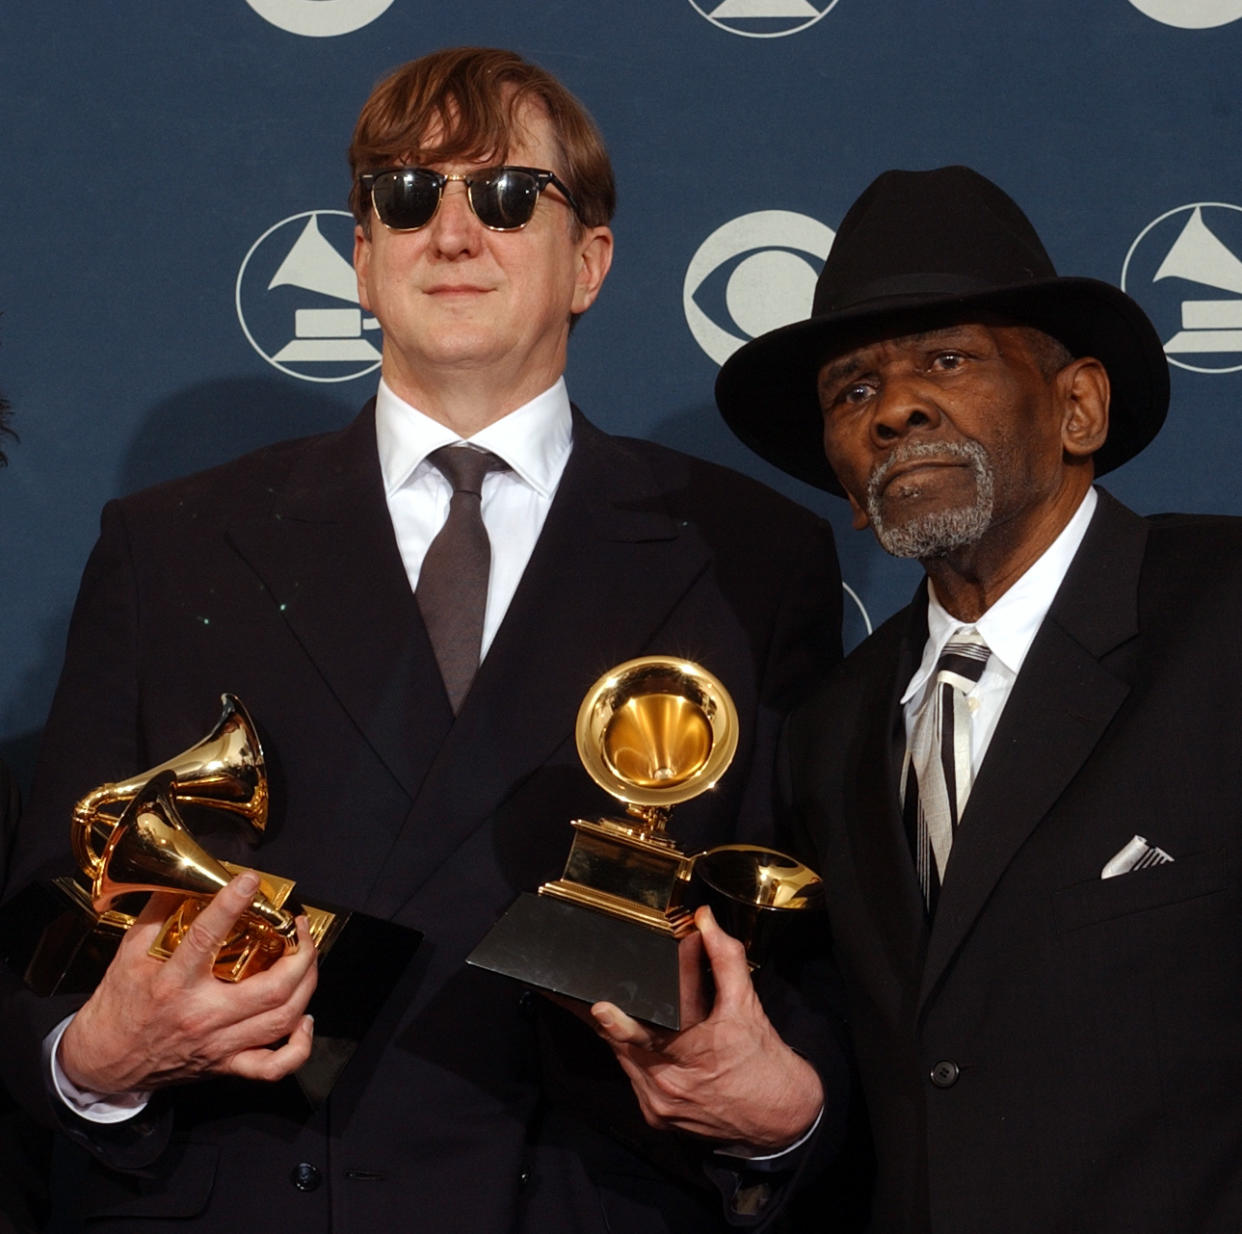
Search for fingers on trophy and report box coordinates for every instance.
[57,695,335,985]
[10,694,419,1105]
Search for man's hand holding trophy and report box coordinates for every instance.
[59,864,319,1096]
[14,695,419,1106]
[469,654,827,1148]
[15,657,820,1126]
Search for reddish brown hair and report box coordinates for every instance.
[348,47,616,235]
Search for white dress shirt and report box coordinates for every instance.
[739,493,1098,1168]
[52,377,576,1120]
[901,487,1098,774]
[376,375,574,657]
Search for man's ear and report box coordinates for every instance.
[845,489,870,532]
[1059,356,1110,460]
[822,431,870,530]
[353,225,374,314]
[571,226,614,315]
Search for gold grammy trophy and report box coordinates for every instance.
[84,770,343,983]
[17,694,420,1104]
[28,694,337,987]
[22,694,293,992]
[468,657,823,1029]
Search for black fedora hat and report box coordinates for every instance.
[715,165,1170,495]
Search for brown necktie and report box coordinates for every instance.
[416,445,508,713]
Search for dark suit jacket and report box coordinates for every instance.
[1,403,846,1233]
[785,489,1242,1234]
[0,762,51,1234]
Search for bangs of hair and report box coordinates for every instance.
[348,47,615,232]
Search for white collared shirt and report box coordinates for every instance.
[376,375,574,657]
[901,487,1098,773]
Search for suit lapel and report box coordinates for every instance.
[226,401,453,808]
[366,412,714,912]
[843,602,932,983]
[921,491,1147,1007]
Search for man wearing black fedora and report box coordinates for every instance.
[598,165,1242,1232]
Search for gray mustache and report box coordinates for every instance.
[866,440,986,503]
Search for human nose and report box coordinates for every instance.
[869,372,942,446]
[426,179,483,258]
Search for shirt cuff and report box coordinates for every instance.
[713,1104,823,1168]
[45,1014,152,1124]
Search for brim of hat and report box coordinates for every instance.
[714,277,1170,495]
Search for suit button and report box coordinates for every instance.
[291,1162,322,1191]
[930,1060,960,1088]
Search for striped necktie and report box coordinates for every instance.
[903,628,991,912]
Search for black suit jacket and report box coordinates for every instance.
[2,403,846,1233]
[0,763,50,1234]
[786,489,1242,1234]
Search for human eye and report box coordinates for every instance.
[821,378,875,413]
[929,349,967,372]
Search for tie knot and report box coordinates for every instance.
[427,445,507,496]
[935,628,990,690]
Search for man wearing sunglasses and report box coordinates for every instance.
[3,46,848,1234]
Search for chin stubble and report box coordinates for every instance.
[865,440,995,560]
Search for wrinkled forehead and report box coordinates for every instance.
[816,309,1034,383]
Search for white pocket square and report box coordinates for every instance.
[1101,834,1175,879]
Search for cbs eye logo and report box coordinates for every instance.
[683,210,834,366]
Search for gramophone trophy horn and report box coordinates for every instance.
[72,692,268,880]
[542,656,738,935]
[93,771,299,980]
[469,656,822,1030]
[690,843,824,967]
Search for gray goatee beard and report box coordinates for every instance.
[865,440,995,560]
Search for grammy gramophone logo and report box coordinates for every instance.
[1122,202,1242,375]
[235,210,382,384]
[686,0,842,38]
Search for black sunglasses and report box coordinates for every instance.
[360,165,584,233]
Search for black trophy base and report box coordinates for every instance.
[467,892,684,1029]
[297,906,421,1107]
[0,879,125,998]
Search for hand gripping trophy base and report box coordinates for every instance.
[470,807,698,1029]
[469,657,823,1030]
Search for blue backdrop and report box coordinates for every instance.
[3,0,1242,789]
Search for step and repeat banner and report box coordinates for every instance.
[2,1,1241,781]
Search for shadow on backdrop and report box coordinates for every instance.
[2,377,361,803]
[116,374,359,495]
